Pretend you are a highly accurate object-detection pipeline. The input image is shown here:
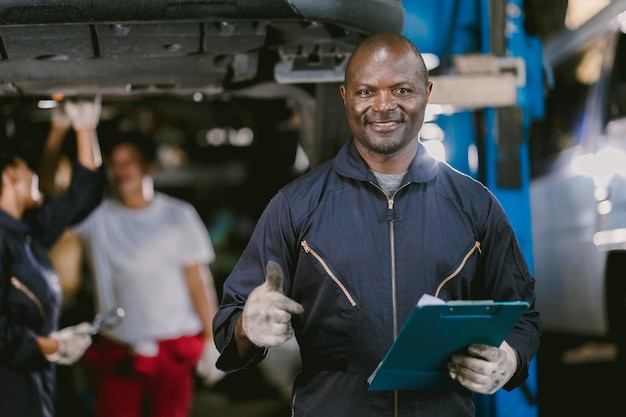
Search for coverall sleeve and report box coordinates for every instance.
[476,197,542,391]
[30,161,106,248]
[213,191,298,372]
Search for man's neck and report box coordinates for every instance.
[355,140,418,174]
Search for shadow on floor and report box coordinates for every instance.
[192,368,291,417]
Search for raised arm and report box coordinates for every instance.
[64,96,102,171]
[38,97,102,196]
[38,105,72,196]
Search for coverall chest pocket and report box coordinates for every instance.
[8,276,47,326]
[294,240,360,369]
[434,241,481,299]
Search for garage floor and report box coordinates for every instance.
[190,339,623,417]
[537,338,622,417]
[191,368,290,417]
[56,337,620,417]
[190,350,621,417]
[55,366,291,417]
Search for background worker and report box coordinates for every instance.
[0,98,105,417]
[70,130,221,417]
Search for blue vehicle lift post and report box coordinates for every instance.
[402,1,545,416]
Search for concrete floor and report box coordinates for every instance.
[55,355,293,417]
[537,336,623,417]
[191,369,291,417]
[55,335,623,417]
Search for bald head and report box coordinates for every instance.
[338,31,433,172]
[345,33,429,87]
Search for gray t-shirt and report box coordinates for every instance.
[372,171,406,197]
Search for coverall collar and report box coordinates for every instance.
[333,138,440,184]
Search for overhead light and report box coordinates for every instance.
[229,127,254,147]
[37,99,57,109]
[200,127,255,147]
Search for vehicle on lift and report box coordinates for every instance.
[0,0,403,168]
[530,4,626,358]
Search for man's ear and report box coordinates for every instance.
[425,81,434,102]
[339,84,347,105]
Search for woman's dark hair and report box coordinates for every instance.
[0,151,18,171]
[0,151,19,194]
[104,131,157,163]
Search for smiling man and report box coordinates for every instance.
[213,32,542,417]
[340,34,432,167]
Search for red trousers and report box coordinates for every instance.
[84,334,205,417]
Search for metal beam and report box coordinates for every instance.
[544,0,626,68]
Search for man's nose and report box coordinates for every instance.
[372,91,396,112]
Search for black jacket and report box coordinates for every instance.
[0,161,105,417]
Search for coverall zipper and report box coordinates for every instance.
[370,180,409,336]
[434,241,482,298]
[372,180,410,417]
[11,276,46,319]
[300,240,357,307]
[387,195,400,417]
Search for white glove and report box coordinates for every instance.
[47,322,93,365]
[448,340,518,395]
[51,105,71,128]
[195,340,226,387]
[242,261,304,347]
[64,96,101,130]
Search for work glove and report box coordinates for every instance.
[196,340,226,387]
[242,260,304,347]
[64,96,101,130]
[47,322,93,365]
[51,105,71,128]
[447,340,518,395]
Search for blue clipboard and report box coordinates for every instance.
[367,298,529,391]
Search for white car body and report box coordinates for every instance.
[531,10,626,343]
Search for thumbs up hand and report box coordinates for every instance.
[242,261,304,347]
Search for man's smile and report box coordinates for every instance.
[368,120,401,131]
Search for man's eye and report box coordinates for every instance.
[395,88,410,94]
[358,89,372,96]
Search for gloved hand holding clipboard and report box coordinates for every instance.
[367,294,529,391]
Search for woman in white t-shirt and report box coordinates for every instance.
[71,131,221,417]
